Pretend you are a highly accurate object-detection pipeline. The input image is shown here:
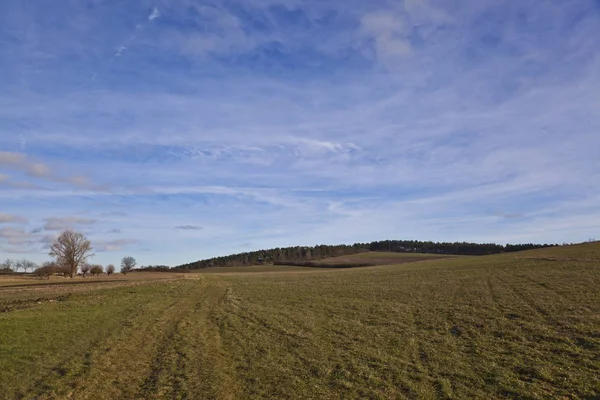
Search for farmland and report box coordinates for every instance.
[314,251,456,266]
[1,243,599,399]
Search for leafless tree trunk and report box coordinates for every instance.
[1,258,15,274]
[49,230,94,278]
[80,263,92,278]
[121,256,136,275]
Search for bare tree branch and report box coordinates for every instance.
[121,256,136,275]
[49,230,94,278]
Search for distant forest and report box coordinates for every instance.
[163,240,556,271]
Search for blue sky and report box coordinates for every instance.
[1,0,599,267]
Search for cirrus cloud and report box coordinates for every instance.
[175,225,204,230]
[0,0,598,267]
[43,217,97,231]
[0,213,28,224]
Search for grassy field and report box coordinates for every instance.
[0,272,183,287]
[190,264,316,274]
[1,244,599,399]
[316,251,455,266]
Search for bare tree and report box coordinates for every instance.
[80,264,92,278]
[21,259,37,273]
[14,259,37,273]
[105,264,115,276]
[121,256,136,275]
[49,230,94,278]
[43,260,57,272]
[14,259,23,274]
[1,258,14,273]
[34,262,56,280]
[56,265,70,278]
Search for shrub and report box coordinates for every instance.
[34,262,57,279]
[80,264,92,278]
[121,256,136,275]
[90,265,103,276]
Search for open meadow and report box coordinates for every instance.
[314,251,456,266]
[1,244,599,399]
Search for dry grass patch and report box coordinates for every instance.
[317,251,456,266]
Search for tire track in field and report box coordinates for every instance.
[214,284,328,399]
[136,304,190,399]
[513,272,568,302]
[407,308,443,398]
[24,291,161,400]
[494,274,551,319]
[134,280,213,400]
[133,276,239,400]
[32,282,197,400]
[184,278,240,400]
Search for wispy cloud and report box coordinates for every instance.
[0,151,103,190]
[0,213,28,224]
[175,225,203,230]
[360,12,412,61]
[1,0,599,265]
[94,238,137,252]
[115,45,127,57]
[0,227,31,246]
[0,151,52,178]
[148,7,160,21]
[101,211,128,217]
[43,217,97,231]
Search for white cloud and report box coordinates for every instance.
[291,138,360,155]
[115,45,127,56]
[1,0,599,265]
[148,7,160,21]
[361,12,412,61]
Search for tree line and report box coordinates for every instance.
[367,240,554,255]
[174,244,366,270]
[174,240,557,270]
[1,230,138,279]
[0,231,560,274]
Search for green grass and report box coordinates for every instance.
[316,251,456,266]
[190,264,315,274]
[325,251,454,260]
[1,244,599,399]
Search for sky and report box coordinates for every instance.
[1,0,599,268]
